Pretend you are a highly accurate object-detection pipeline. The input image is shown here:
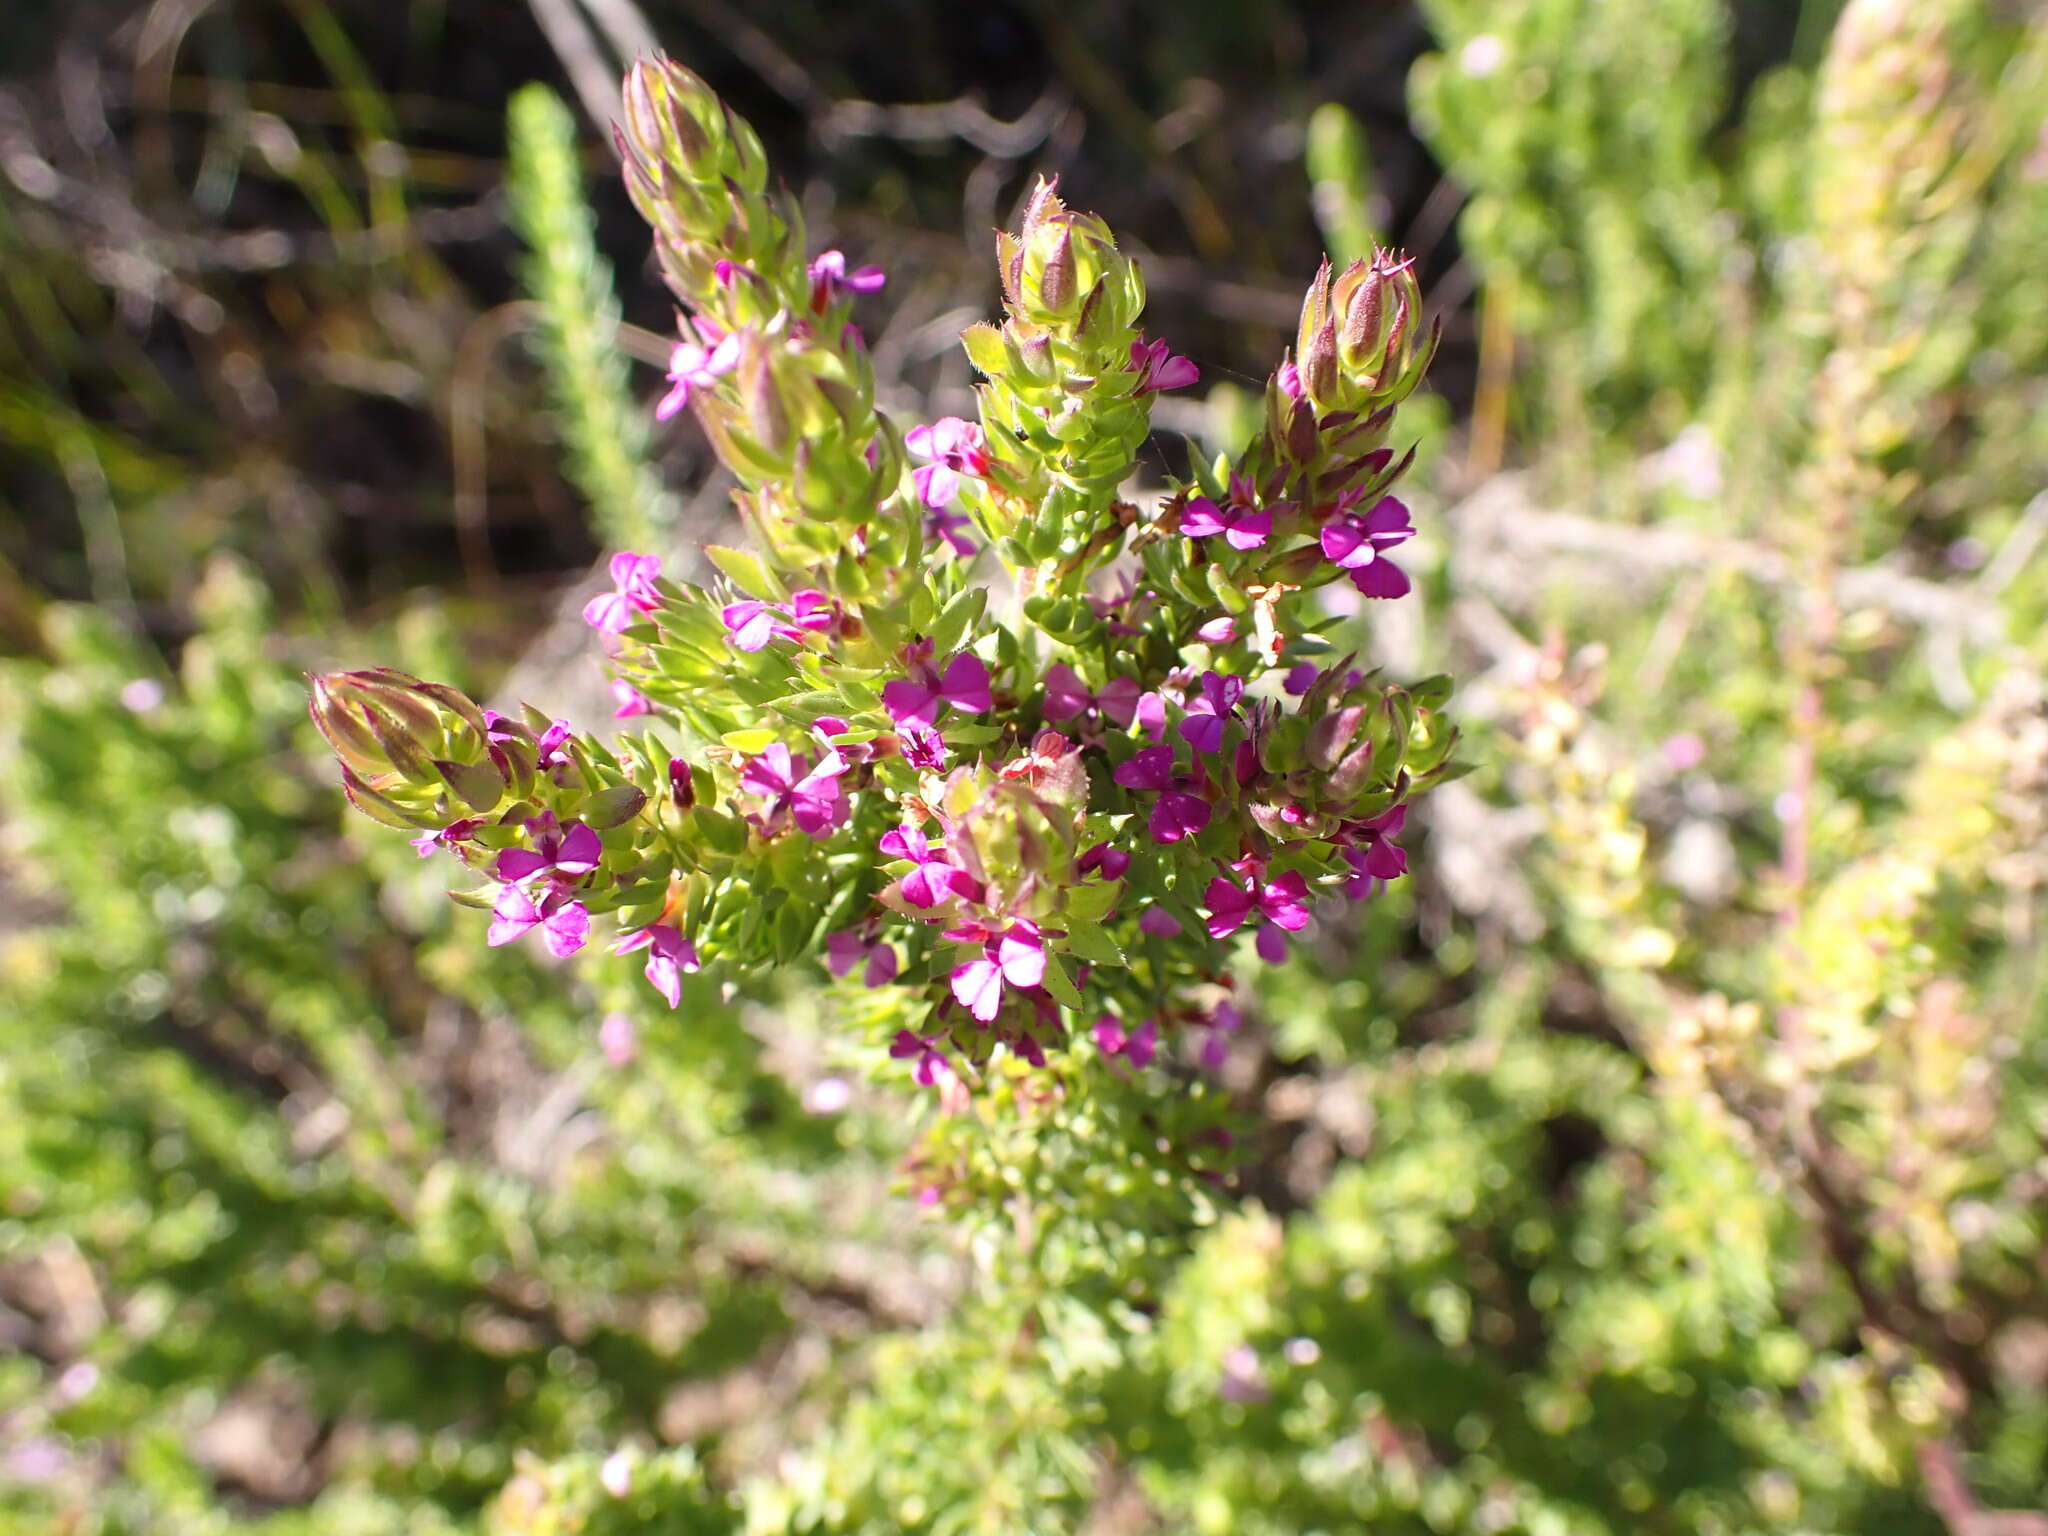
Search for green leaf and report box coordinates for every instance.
[1066,922,1126,968]
[704,544,785,600]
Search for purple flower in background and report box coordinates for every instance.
[926,506,979,558]
[1283,661,1319,696]
[488,885,590,957]
[1320,494,1415,599]
[1219,1344,1270,1404]
[1044,664,1149,731]
[610,680,654,718]
[951,923,1046,1022]
[890,1029,953,1087]
[882,647,991,727]
[741,744,849,836]
[826,929,900,986]
[615,922,699,1007]
[582,552,664,634]
[1138,905,1182,936]
[1129,337,1199,394]
[1094,1015,1159,1068]
[1178,672,1245,754]
[655,332,739,420]
[495,819,602,887]
[808,249,886,309]
[905,417,990,508]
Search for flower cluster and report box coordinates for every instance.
[312,55,1457,1096]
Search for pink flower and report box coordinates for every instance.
[880,825,977,908]
[882,647,991,727]
[950,923,1046,1023]
[488,885,590,957]
[808,249,886,309]
[1320,494,1415,599]
[741,744,850,836]
[1043,664,1150,730]
[655,332,740,420]
[1178,671,1244,754]
[494,816,602,887]
[1129,337,1199,395]
[615,923,700,1007]
[826,929,900,986]
[905,417,990,508]
[599,1012,639,1066]
[611,679,654,718]
[720,589,834,652]
[1205,861,1312,963]
[1276,359,1303,399]
[1196,615,1238,644]
[582,552,664,634]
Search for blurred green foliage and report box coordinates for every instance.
[2,0,2046,1531]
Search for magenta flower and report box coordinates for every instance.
[1094,1015,1159,1068]
[1196,615,1238,644]
[1138,905,1182,936]
[611,679,654,718]
[1205,861,1312,963]
[655,332,740,420]
[905,417,990,508]
[1178,671,1245,754]
[1276,359,1303,398]
[495,818,603,886]
[880,825,978,908]
[882,647,991,727]
[1342,805,1409,897]
[488,885,590,957]
[1130,337,1199,395]
[1043,664,1149,730]
[1077,841,1131,880]
[1283,661,1319,695]
[950,923,1047,1023]
[741,743,850,836]
[582,552,664,634]
[615,922,701,1007]
[826,929,900,986]
[411,817,478,858]
[1114,744,1214,844]
[897,722,950,772]
[1320,494,1415,599]
[1181,493,1270,550]
[889,1029,953,1087]
[808,249,886,309]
